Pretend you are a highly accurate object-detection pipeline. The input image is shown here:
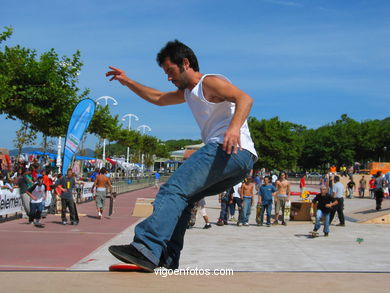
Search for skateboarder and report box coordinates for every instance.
[310,186,338,237]
[26,175,47,227]
[106,40,257,271]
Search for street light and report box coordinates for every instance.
[122,113,139,163]
[56,136,62,173]
[95,96,118,162]
[137,125,151,174]
[137,124,152,135]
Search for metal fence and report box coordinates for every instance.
[288,176,322,185]
[75,175,170,203]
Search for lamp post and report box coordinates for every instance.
[137,124,151,135]
[122,113,139,163]
[95,96,118,162]
[137,125,151,174]
[56,136,62,173]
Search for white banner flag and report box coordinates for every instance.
[81,182,95,199]
[0,188,22,216]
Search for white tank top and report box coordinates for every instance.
[184,74,257,157]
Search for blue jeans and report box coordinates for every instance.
[314,209,330,233]
[219,198,229,223]
[260,203,272,225]
[131,143,255,267]
[242,197,252,223]
[29,202,44,223]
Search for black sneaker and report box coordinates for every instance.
[203,223,212,229]
[324,232,329,237]
[71,221,78,225]
[108,244,156,272]
[62,221,67,225]
[336,223,345,227]
[216,220,224,226]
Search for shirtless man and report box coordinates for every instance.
[240,177,256,226]
[92,167,112,219]
[274,172,290,225]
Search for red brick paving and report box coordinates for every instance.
[0,187,157,270]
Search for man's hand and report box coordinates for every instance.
[106,66,129,85]
[223,126,241,155]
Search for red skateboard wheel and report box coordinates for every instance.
[109,263,147,272]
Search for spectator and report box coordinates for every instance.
[346,178,356,199]
[299,174,306,194]
[369,176,376,199]
[258,176,276,227]
[240,177,255,226]
[273,172,290,226]
[359,176,367,198]
[374,171,385,211]
[56,169,78,225]
[216,187,233,226]
[329,176,345,227]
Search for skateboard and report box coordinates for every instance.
[309,231,319,238]
[109,263,148,272]
[107,192,117,216]
[284,200,291,221]
[34,222,45,228]
[73,201,79,222]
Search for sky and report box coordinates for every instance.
[1,0,389,150]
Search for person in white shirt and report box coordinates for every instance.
[106,40,257,271]
[230,182,243,225]
[26,175,47,227]
[329,176,345,226]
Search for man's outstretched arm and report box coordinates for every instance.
[105,66,185,106]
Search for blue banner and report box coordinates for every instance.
[62,99,96,174]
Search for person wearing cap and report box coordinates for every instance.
[26,175,47,227]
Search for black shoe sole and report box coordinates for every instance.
[108,246,156,272]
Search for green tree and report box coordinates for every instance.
[163,139,202,152]
[0,27,89,137]
[248,116,305,170]
[13,122,37,157]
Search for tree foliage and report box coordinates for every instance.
[0,27,167,162]
[13,122,37,157]
[0,27,88,137]
[248,117,305,170]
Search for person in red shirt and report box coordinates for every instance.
[369,176,376,199]
[300,175,306,194]
[41,169,54,214]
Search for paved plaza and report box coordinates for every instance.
[1,184,390,292]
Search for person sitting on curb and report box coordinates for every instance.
[311,185,338,237]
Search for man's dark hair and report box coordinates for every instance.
[157,40,199,72]
[334,176,340,182]
[100,167,107,174]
